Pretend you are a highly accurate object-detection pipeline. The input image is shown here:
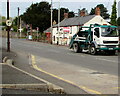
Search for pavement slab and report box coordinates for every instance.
[2,65,45,84]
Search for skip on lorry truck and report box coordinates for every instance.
[69,24,119,55]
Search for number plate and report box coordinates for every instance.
[109,48,113,50]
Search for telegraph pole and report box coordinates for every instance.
[58,0,60,45]
[50,0,53,44]
[17,7,20,38]
[7,0,10,52]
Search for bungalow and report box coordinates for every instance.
[45,7,110,45]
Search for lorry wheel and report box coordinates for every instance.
[73,43,80,53]
[90,45,97,55]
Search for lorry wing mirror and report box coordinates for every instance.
[94,28,99,32]
[107,27,110,31]
[79,27,82,31]
[94,28,99,37]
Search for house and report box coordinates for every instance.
[45,7,110,45]
[43,27,51,42]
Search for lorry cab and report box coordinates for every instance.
[92,25,119,54]
[69,24,120,55]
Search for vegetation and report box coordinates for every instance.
[20,1,75,33]
[89,4,109,19]
[117,17,120,26]
[110,0,117,25]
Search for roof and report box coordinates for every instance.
[53,15,96,27]
[44,27,51,33]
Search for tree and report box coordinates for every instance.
[117,17,120,26]
[110,0,117,25]
[21,1,75,32]
[89,4,109,19]
[78,8,88,16]
[21,1,51,32]
[53,8,74,24]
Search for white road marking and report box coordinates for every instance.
[49,49,60,53]
[7,64,51,85]
[95,58,117,63]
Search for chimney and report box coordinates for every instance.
[80,10,85,16]
[95,7,100,15]
[64,13,68,19]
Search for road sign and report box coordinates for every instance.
[63,27,70,33]
[6,20,12,26]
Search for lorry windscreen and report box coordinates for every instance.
[101,27,118,37]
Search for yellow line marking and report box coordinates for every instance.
[80,86,102,94]
[31,54,102,94]
[112,87,120,89]
[0,63,7,65]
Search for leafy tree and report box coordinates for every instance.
[78,8,88,16]
[21,1,75,32]
[13,17,18,26]
[68,11,75,18]
[110,0,117,25]
[2,22,6,26]
[117,17,120,26]
[21,1,51,32]
[89,4,109,19]
[52,8,74,24]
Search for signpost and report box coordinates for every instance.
[36,27,39,41]
[63,27,70,33]
[7,0,10,52]
[6,20,12,26]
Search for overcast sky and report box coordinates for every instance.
[1,0,120,18]
[118,1,120,17]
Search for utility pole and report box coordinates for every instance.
[50,0,53,44]
[7,0,10,52]
[17,7,20,38]
[58,0,60,45]
[19,17,22,38]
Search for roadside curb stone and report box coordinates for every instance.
[6,59,14,65]
[2,58,65,94]
[2,57,8,63]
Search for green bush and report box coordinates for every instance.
[12,26,17,32]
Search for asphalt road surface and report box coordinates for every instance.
[1,37,119,94]
[2,38,118,76]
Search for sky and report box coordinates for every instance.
[118,1,120,17]
[1,0,120,18]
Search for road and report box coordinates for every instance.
[3,38,118,76]
[1,37,119,94]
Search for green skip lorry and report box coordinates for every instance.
[69,24,120,55]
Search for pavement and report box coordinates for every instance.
[1,48,65,95]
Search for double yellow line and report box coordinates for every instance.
[31,54,102,94]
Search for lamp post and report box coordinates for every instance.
[7,0,10,52]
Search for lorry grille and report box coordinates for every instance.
[103,41,118,44]
[107,45,116,48]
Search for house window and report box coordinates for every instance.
[53,36,55,41]
[70,27,72,34]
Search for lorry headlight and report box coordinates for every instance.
[116,46,119,48]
